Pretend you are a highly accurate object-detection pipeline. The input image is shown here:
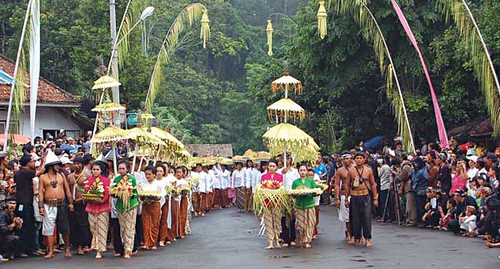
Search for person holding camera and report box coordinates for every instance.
[0,196,24,261]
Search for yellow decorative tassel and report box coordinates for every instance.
[266,20,273,56]
[317,1,327,39]
[200,9,210,49]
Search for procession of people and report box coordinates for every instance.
[1,133,499,262]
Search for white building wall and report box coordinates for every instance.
[0,106,83,139]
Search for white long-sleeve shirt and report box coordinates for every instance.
[283,168,300,190]
[232,169,244,188]
[211,168,222,189]
[198,171,209,193]
[207,169,215,192]
[244,167,256,188]
[220,170,231,189]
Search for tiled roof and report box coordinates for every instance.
[0,54,79,104]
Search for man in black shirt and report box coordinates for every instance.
[447,189,477,234]
[14,154,36,256]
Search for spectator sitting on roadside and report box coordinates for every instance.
[0,196,24,261]
[438,198,456,231]
[448,189,478,234]
[459,206,478,237]
[424,188,447,228]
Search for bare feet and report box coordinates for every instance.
[114,253,121,257]
[151,246,157,250]
[166,241,172,245]
[95,251,102,259]
[265,245,274,250]
[365,240,372,247]
[348,238,355,245]
[275,243,282,249]
[282,243,289,248]
[305,243,312,248]
[65,249,72,258]
[124,251,131,259]
[290,241,296,247]
[77,246,84,255]
[44,252,54,259]
[83,246,90,253]
[159,241,165,247]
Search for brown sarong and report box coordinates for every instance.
[142,203,160,247]
[179,196,189,237]
[159,200,175,242]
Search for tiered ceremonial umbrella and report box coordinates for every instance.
[271,71,302,97]
[267,98,305,123]
[91,75,121,90]
[263,123,315,157]
[264,72,319,167]
[91,102,125,112]
[90,75,123,153]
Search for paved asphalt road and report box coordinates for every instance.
[4,206,499,269]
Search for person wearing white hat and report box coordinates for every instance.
[38,150,74,259]
[466,155,479,187]
[60,156,73,174]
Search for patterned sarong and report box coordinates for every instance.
[295,208,316,244]
[118,208,137,252]
[89,212,109,252]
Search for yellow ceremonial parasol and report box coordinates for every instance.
[267,98,305,123]
[263,123,312,150]
[127,127,166,146]
[91,102,125,112]
[292,140,320,164]
[92,75,121,90]
[263,123,318,167]
[271,71,302,97]
[91,126,129,143]
[174,148,193,165]
[147,127,184,151]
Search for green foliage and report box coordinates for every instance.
[1,0,498,153]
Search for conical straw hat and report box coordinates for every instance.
[45,150,62,167]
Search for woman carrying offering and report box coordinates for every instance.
[260,161,283,250]
[112,160,140,259]
[292,165,317,248]
[85,162,111,259]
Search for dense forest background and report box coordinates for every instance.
[1,0,498,154]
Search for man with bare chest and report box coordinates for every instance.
[68,157,91,255]
[38,151,74,259]
[334,153,353,242]
[344,152,378,247]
